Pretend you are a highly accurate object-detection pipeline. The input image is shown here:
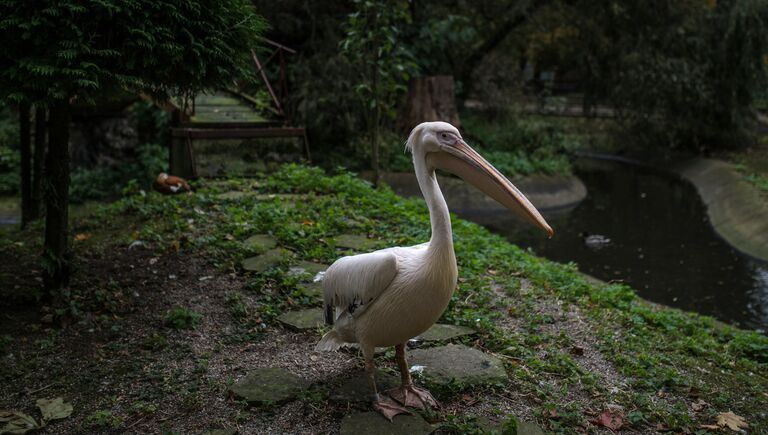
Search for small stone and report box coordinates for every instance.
[241,248,287,273]
[287,261,328,280]
[408,344,508,389]
[230,367,308,405]
[40,314,53,324]
[335,234,378,251]
[330,370,399,403]
[277,308,325,331]
[242,234,277,253]
[415,324,476,342]
[340,412,432,435]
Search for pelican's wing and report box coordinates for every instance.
[322,250,398,324]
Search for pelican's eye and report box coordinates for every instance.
[438,131,455,146]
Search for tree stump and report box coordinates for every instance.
[400,76,461,133]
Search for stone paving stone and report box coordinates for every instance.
[414,324,476,342]
[335,234,378,251]
[339,411,432,435]
[241,248,286,272]
[408,344,508,388]
[229,367,308,405]
[287,261,328,280]
[277,308,325,330]
[242,234,277,253]
[329,370,399,403]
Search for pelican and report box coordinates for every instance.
[316,121,553,419]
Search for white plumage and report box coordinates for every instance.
[315,121,552,420]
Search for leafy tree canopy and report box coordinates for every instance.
[0,0,267,104]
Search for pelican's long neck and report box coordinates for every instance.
[414,152,453,253]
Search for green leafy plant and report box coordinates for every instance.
[164,307,202,330]
[340,0,418,181]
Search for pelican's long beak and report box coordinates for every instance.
[426,140,554,237]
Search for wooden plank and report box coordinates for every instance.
[180,121,281,128]
[171,127,306,139]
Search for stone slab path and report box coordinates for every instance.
[339,412,433,435]
[335,234,378,251]
[242,234,277,253]
[330,370,399,403]
[230,367,309,405]
[241,248,287,272]
[415,324,475,342]
[408,344,508,388]
[288,261,328,279]
[277,308,325,331]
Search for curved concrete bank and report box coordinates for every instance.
[675,158,768,261]
[375,172,587,212]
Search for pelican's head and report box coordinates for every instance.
[407,121,553,237]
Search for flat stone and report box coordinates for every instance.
[408,344,508,388]
[287,261,328,280]
[297,281,323,299]
[241,248,286,272]
[330,370,399,403]
[415,324,476,341]
[335,234,378,251]
[230,367,308,405]
[340,412,432,435]
[277,308,325,331]
[242,234,277,253]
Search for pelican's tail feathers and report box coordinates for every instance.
[315,330,345,352]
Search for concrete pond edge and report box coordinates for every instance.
[674,158,768,262]
[577,152,768,262]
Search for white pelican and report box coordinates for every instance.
[316,121,553,419]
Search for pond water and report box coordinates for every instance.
[457,159,768,332]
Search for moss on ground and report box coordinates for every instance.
[0,164,766,433]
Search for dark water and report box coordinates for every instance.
[459,159,768,332]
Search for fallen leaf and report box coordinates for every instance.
[35,397,72,422]
[73,233,92,242]
[0,410,41,434]
[691,399,708,412]
[715,411,748,431]
[590,409,624,430]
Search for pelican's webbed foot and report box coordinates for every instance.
[373,393,411,421]
[388,383,439,409]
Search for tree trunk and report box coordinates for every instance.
[19,102,32,228]
[43,100,71,294]
[400,76,461,133]
[371,64,380,186]
[31,106,47,221]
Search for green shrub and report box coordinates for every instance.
[164,307,201,330]
[69,142,167,203]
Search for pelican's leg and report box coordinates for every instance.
[364,346,409,421]
[388,343,439,409]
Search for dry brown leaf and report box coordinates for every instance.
[716,411,748,431]
[590,409,624,430]
[691,399,708,412]
[73,233,92,242]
